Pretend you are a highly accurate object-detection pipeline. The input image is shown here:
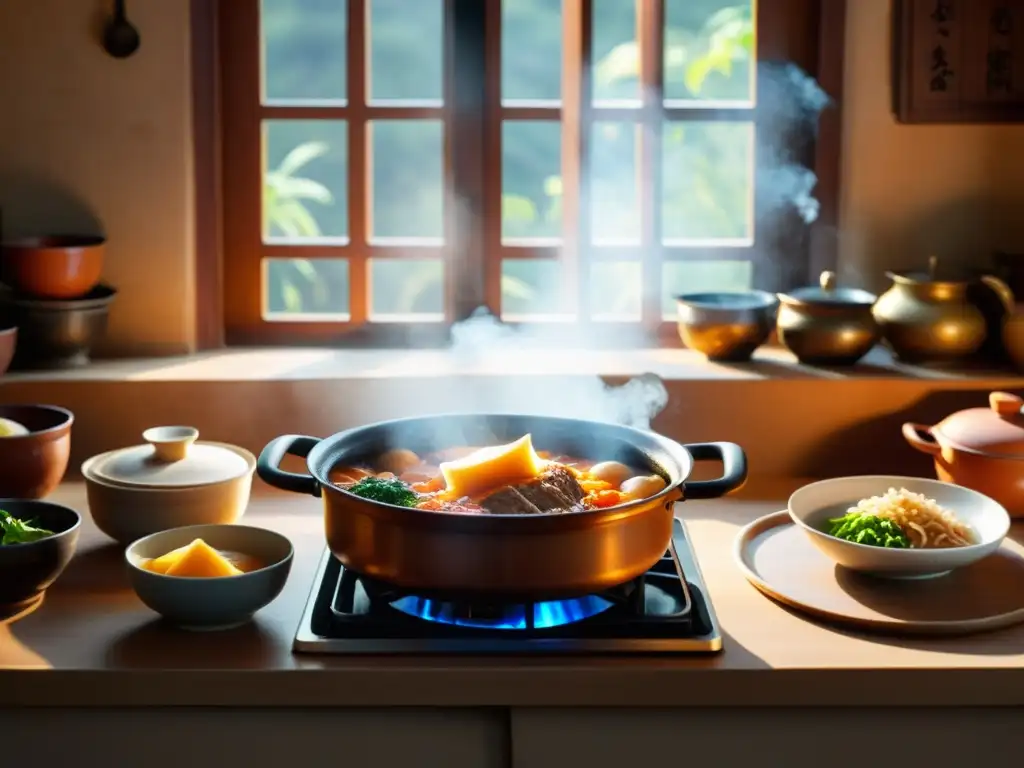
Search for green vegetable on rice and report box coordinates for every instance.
[827,512,911,548]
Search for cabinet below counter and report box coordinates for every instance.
[2,707,1022,768]
[3,481,1024,710]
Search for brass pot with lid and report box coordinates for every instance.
[903,392,1024,518]
[872,256,1015,365]
[776,270,880,365]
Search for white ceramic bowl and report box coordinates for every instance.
[85,471,254,544]
[788,475,1010,579]
[125,524,293,630]
[82,427,257,544]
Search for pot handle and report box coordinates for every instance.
[257,434,323,497]
[901,422,941,456]
[681,442,748,500]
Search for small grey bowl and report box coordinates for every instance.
[125,523,293,631]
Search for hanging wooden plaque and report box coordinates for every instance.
[893,0,1024,122]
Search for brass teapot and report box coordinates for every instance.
[871,256,1015,364]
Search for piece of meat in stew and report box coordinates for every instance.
[480,466,585,514]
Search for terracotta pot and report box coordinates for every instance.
[903,391,1024,518]
[0,235,105,299]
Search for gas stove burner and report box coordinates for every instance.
[390,593,614,630]
[293,518,723,654]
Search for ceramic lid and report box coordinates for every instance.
[88,426,253,488]
[781,271,877,306]
[933,392,1024,458]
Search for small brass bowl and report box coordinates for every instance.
[777,271,880,366]
[675,291,778,362]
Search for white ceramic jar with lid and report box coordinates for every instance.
[81,426,257,544]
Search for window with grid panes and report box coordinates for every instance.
[220,0,825,345]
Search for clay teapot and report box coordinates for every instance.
[903,391,1024,518]
[872,256,1014,365]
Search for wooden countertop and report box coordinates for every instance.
[4,481,1024,708]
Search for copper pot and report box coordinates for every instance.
[257,414,747,599]
[902,392,1024,518]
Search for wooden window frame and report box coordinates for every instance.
[193,0,846,349]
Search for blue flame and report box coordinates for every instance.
[390,594,613,629]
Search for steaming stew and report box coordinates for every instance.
[330,434,667,514]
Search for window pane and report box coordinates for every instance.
[261,0,347,103]
[370,259,444,319]
[591,262,642,321]
[369,0,443,103]
[264,120,348,242]
[591,122,639,243]
[592,0,639,104]
[663,0,755,104]
[263,258,350,319]
[661,260,753,319]
[502,0,562,103]
[501,259,569,319]
[662,121,753,244]
[370,121,444,240]
[502,121,562,241]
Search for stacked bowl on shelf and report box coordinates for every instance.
[0,235,117,370]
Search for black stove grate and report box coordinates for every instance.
[294,519,722,654]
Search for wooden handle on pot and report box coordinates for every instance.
[902,422,941,456]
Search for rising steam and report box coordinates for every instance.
[427,62,829,430]
[755,63,831,227]
[447,309,669,430]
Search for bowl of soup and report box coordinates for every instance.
[125,523,293,630]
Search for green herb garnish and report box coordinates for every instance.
[348,476,419,507]
[826,512,910,548]
[0,509,55,545]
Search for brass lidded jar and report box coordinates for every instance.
[776,271,880,365]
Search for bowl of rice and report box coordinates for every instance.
[788,475,1010,579]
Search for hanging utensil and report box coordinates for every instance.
[103,0,141,59]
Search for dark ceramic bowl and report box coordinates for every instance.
[0,498,81,609]
[1,284,115,370]
[0,324,16,376]
[0,404,74,498]
[0,235,105,299]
